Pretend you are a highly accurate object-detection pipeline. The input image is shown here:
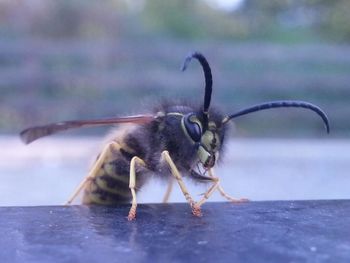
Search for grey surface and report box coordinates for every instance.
[1,200,350,263]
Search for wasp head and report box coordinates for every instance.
[181,112,225,169]
[181,51,330,170]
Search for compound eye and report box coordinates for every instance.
[183,113,202,142]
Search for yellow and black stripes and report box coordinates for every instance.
[82,137,146,205]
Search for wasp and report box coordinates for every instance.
[20,52,330,220]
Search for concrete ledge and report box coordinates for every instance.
[1,200,350,263]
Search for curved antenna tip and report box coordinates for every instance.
[181,52,198,72]
[326,123,330,134]
[180,52,213,115]
[223,100,331,135]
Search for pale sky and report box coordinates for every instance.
[204,0,244,11]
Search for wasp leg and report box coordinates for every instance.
[208,169,249,203]
[161,151,202,217]
[196,177,219,207]
[65,141,121,205]
[217,185,249,203]
[127,156,146,221]
[162,179,174,203]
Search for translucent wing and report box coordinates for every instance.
[20,114,156,144]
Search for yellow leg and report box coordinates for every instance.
[162,179,174,203]
[161,151,201,217]
[65,141,121,205]
[127,156,146,221]
[217,185,249,203]
[208,169,249,203]
[196,177,219,207]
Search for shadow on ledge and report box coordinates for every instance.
[1,200,350,263]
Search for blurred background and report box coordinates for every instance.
[0,0,349,206]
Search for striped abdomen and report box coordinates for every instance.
[82,135,145,205]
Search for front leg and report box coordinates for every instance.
[196,177,219,207]
[161,151,202,217]
[208,169,249,203]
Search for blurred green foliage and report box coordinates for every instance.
[1,0,350,41]
[0,0,349,137]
